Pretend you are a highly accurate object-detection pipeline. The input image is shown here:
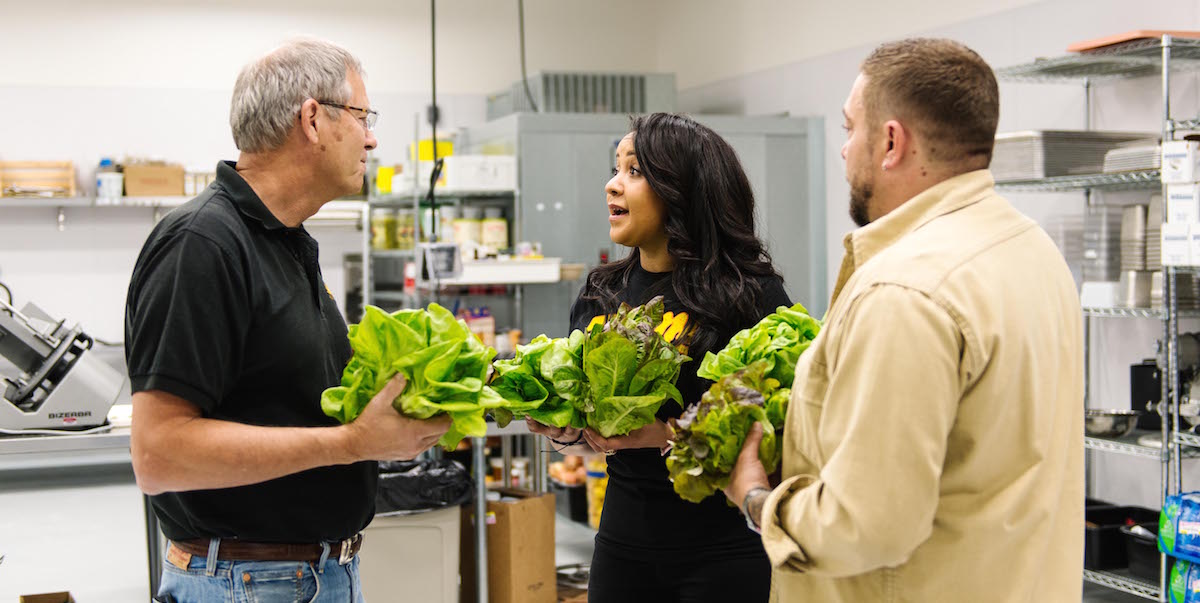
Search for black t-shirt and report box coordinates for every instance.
[124,160,373,543]
[569,262,791,560]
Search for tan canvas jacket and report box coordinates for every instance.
[762,170,1084,602]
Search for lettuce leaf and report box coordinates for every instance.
[666,360,787,503]
[696,302,821,387]
[320,303,497,450]
[582,296,690,437]
[488,331,588,429]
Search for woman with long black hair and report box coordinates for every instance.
[527,112,791,602]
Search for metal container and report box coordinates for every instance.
[1084,409,1143,438]
[1118,270,1152,307]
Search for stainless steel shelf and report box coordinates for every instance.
[995,170,1160,192]
[1174,118,1200,131]
[1083,569,1160,600]
[370,249,417,259]
[371,290,417,303]
[1083,306,1200,319]
[998,37,1200,82]
[1177,432,1200,449]
[370,189,516,206]
[0,196,94,208]
[1084,434,1165,459]
[1084,307,1163,319]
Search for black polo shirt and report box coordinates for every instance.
[124,160,372,543]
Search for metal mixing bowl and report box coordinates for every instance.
[1084,409,1143,438]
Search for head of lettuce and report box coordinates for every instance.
[321,304,502,450]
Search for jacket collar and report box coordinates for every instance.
[829,169,995,306]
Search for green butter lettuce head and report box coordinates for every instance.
[696,303,821,387]
[581,296,690,437]
[320,303,496,450]
[666,360,789,503]
[487,331,588,429]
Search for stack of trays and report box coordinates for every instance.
[992,130,1157,182]
[1148,195,1163,271]
[1120,204,1147,271]
[1151,271,1200,310]
[1048,213,1086,283]
[1103,142,1162,173]
[1083,205,1123,282]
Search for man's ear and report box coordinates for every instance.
[298,99,322,145]
[881,119,909,171]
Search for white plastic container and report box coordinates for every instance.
[359,506,460,603]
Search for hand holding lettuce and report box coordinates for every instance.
[321,304,498,450]
[667,303,821,503]
[666,361,789,503]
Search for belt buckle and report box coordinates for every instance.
[337,535,356,565]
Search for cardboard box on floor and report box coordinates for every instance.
[460,488,556,603]
[20,593,75,603]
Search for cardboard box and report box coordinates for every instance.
[1163,141,1200,184]
[20,593,75,603]
[460,488,557,603]
[1169,184,1200,224]
[123,163,185,196]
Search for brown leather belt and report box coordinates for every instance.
[171,533,363,565]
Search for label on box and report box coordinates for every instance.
[1164,141,1200,184]
[1170,184,1200,224]
[1164,224,1191,266]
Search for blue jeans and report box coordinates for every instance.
[157,540,365,603]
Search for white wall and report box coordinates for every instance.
[0,0,659,347]
[1,0,657,95]
[672,0,1200,509]
[649,0,1043,89]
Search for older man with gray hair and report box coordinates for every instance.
[125,38,450,602]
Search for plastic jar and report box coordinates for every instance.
[393,211,415,250]
[480,207,508,254]
[370,208,398,249]
[453,206,483,258]
[95,158,123,204]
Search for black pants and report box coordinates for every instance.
[588,541,771,603]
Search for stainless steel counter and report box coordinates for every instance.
[0,427,130,471]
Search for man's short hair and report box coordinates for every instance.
[861,38,999,168]
[230,38,365,153]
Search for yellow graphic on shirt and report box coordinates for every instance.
[586,310,694,353]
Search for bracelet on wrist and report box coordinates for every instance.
[742,486,771,533]
[549,432,584,446]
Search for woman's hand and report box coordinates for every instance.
[581,420,673,455]
[524,418,583,445]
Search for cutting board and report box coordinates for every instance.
[1068,30,1200,52]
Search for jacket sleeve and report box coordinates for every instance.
[760,283,966,577]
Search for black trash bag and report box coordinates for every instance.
[375,459,474,514]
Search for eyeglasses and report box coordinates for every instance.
[317,101,378,130]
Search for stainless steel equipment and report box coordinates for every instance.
[0,299,124,431]
[1084,409,1143,438]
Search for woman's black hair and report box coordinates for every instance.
[582,112,782,358]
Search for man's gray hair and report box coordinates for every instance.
[230,38,365,153]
